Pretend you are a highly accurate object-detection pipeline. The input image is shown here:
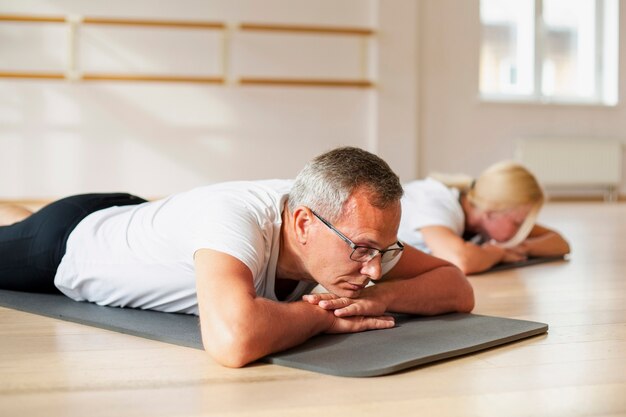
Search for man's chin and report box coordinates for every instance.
[333,287,362,299]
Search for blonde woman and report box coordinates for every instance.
[398,161,570,275]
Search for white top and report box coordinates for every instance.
[398,178,465,252]
[54,180,317,315]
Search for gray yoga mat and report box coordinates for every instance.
[0,289,548,377]
[481,255,567,274]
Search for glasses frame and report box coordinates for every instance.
[310,209,404,263]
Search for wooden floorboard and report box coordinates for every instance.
[1,202,625,416]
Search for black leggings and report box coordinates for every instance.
[0,193,146,294]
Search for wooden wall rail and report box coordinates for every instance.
[0,14,375,88]
[81,17,225,29]
[239,23,374,36]
[0,14,224,29]
[82,74,224,83]
[0,72,223,84]
[0,14,66,23]
[0,71,65,80]
[239,78,373,88]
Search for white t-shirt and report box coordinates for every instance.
[398,178,465,252]
[54,179,317,315]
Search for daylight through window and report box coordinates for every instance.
[480,0,619,105]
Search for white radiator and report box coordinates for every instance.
[514,138,623,200]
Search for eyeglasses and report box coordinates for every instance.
[310,209,404,264]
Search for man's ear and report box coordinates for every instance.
[292,206,313,244]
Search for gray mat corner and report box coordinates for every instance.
[0,290,547,377]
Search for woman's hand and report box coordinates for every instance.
[481,242,527,263]
[501,248,528,263]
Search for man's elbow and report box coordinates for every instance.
[202,326,258,368]
[448,265,475,313]
[457,282,475,313]
[208,347,252,369]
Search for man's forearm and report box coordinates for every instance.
[202,298,334,367]
[369,265,474,315]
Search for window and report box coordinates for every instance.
[479,0,619,105]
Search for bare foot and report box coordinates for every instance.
[0,204,33,226]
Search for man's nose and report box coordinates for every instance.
[360,255,383,281]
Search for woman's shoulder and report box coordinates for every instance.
[403,177,458,198]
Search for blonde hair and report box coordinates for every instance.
[431,161,544,248]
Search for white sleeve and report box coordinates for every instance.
[190,202,266,280]
[401,180,464,236]
[409,197,460,231]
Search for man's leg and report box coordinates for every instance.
[0,193,147,294]
[0,204,33,226]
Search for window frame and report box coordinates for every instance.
[479,0,619,106]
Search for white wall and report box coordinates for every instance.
[418,0,626,195]
[375,1,419,182]
[4,0,625,200]
[0,0,419,199]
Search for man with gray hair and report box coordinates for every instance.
[0,146,474,368]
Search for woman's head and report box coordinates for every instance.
[466,161,544,247]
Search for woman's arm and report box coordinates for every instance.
[420,225,524,274]
[515,224,571,257]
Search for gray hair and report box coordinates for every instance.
[288,146,403,221]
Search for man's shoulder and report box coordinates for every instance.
[177,179,292,224]
[190,179,293,195]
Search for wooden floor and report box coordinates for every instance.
[1,202,625,416]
